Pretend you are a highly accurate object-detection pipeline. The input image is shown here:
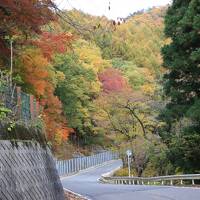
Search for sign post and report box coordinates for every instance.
[126,150,132,177]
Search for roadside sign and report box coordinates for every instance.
[126,149,132,157]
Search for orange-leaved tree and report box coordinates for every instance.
[0,0,57,56]
[18,32,74,147]
[32,32,74,60]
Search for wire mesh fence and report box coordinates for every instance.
[1,85,40,123]
[21,91,31,121]
[56,151,119,176]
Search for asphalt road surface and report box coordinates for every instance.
[61,160,200,200]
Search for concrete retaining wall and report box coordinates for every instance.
[0,140,64,200]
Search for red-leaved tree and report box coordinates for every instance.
[0,0,56,55]
[98,68,129,93]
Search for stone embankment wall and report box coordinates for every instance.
[0,140,65,200]
[64,189,88,200]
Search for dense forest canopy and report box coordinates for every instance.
[0,1,167,159]
[0,0,199,176]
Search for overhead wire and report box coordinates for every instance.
[51,1,94,35]
[50,0,118,37]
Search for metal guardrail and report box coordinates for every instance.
[101,174,200,186]
[56,151,119,176]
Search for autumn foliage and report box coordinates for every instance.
[19,32,75,146]
[41,92,72,146]
[0,2,168,157]
[0,0,56,54]
[32,32,74,60]
[98,68,129,93]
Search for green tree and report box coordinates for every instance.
[162,0,200,122]
[54,53,100,145]
[161,0,200,173]
[112,58,157,95]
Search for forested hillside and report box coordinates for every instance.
[4,1,199,177]
[0,2,167,163]
[54,7,168,161]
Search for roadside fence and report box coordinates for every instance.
[56,151,119,176]
[1,85,40,122]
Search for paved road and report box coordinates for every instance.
[61,160,200,200]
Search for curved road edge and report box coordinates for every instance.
[61,160,200,200]
[61,160,122,200]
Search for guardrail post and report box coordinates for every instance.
[162,181,164,185]
[170,180,173,185]
[181,180,183,185]
[192,180,195,185]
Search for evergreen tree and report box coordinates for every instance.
[161,0,200,173]
[162,0,200,122]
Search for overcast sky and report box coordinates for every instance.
[55,0,171,19]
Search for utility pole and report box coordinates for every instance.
[10,39,13,88]
[5,35,14,88]
[128,155,131,177]
[126,149,132,177]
